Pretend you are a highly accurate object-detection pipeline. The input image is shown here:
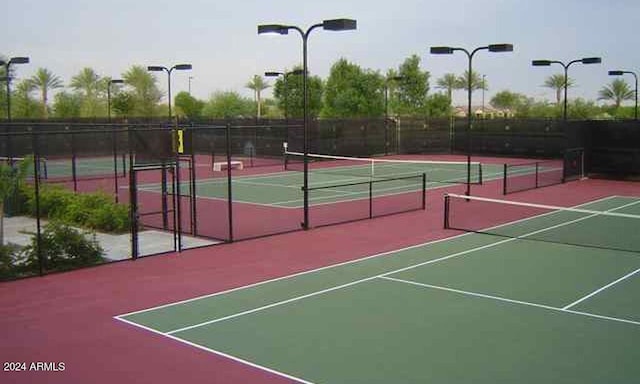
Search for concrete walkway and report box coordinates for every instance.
[3,216,219,261]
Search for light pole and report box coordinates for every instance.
[608,70,638,120]
[258,18,357,230]
[188,76,193,95]
[532,57,602,120]
[481,74,486,116]
[265,69,305,119]
[1,56,30,121]
[107,79,124,123]
[430,44,513,196]
[147,63,193,120]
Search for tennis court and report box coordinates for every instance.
[137,157,505,208]
[116,195,640,383]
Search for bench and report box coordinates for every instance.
[213,161,244,172]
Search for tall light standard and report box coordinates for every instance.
[147,63,193,120]
[531,57,602,120]
[265,69,305,119]
[188,76,193,95]
[107,79,124,123]
[1,56,30,121]
[608,70,638,121]
[430,44,513,196]
[481,74,486,116]
[258,18,357,229]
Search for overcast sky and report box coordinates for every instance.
[4,0,639,106]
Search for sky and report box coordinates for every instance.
[3,0,639,106]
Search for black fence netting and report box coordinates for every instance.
[1,118,639,281]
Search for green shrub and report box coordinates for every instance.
[21,221,105,273]
[0,243,27,280]
[30,185,75,219]
[21,185,130,233]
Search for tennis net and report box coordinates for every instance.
[444,193,640,253]
[284,151,483,184]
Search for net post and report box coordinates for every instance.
[478,163,483,185]
[226,123,234,242]
[369,180,373,219]
[422,173,427,210]
[502,164,507,195]
[580,148,585,179]
[190,153,197,237]
[444,194,450,229]
[562,149,567,183]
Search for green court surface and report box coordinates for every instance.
[138,163,505,208]
[117,196,640,383]
[37,156,129,178]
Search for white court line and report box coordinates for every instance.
[163,197,628,335]
[114,316,315,384]
[380,276,640,327]
[114,196,632,382]
[115,195,620,320]
[562,267,640,310]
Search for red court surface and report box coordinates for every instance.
[1,177,639,384]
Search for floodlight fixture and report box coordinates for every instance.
[608,69,638,120]
[532,60,552,66]
[322,18,357,31]
[430,46,454,54]
[488,44,513,52]
[3,55,30,121]
[531,56,602,120]
[581,57,602,64]
[258,24,289,35]
[9,57,30,64]
[147,63,192,119]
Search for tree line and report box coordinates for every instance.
[0,54,636,121]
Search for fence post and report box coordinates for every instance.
[32,132,44,275]
[502,164,507,195]
[422,173,427,210]
[128,126,139,259]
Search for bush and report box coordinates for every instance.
[21,221,105,274]
[0,243,28,280]
[23,185,130,233]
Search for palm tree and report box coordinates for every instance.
[436,73,458,101]
[246,75,270,119]
[29,68,63,118]
[70,67,104,117]
[456,70,487,93]
[122,65,162,117]
[543,74,574,104]
[12,79,38,118]
[598,78,634,108]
